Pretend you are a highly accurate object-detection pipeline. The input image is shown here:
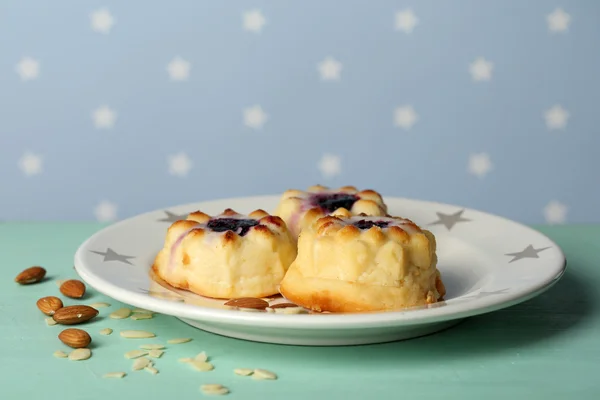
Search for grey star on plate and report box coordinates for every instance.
[429,209,471,230]
[157,210,189,223]
[90,248,135,265]
[505,245,551,263]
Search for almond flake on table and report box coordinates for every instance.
[109,307,132,319]
[99,328,113,335]
[132,357,151,371]
[190,360,214,371]
[45,317,57,326]
[200,384,229,395]
[103,372,126,379]
[252,369,277,380]
[148,349,164,358]
[234,368,253,376]
[167,337,191,344]
[125,350,149,359]
[131,313,153,320]
[145,366,159,375]
[194,351,208,362]
[68,348,92,361]
[120,330,155,338]
[53,350,68,358]
[88,302,111,308]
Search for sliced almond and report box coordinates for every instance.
[200,384,229,395]
[145,366,159,375]
[46,317,57,326]
[131,313,153,320]
[139,344,165,350]
[167,337,191,344]
[194,351,207,362]
[234,368,253,376]
[14,266,46,285]
[252,369,277,380]
[120,330,155,339]
[132,357,151,371]
[148,350,164,358]
[53,350,68,358]
[178,357,193,363]
[224,297,268,309]
[132,308,152,313]
[89,302,111,308]
[109,307,131,319]
[103,372,126,379]
[99,328,113,335]
[276,306,307,314]
[190,360,214,371]
[68,348,91,361]
[36,296,64,316]
[125,350,148,359]
[60,279,86,299]
[269,302,299,309]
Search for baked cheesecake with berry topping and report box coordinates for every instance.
[273,185,388,239]
[152,208,296,299]
[278,209,445,313]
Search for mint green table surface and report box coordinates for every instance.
[1,223,599,399]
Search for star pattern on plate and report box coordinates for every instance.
[393,105,418,130]
[469,57,493,81]
[90,248,135,265]
[317,56,342,81]
[92,105,117,129]
[243,105,268,129]
[468,152,493,178]
[15,57,40,81]
[167,56,191,81]
[167,152,192,177]
[505,245,551,263]
[158,210,190,223]
[547,8,570,33]
[318,153,341,178]
[544,105,570,130]
[18,151,43,176]
[394,9,419,33]
[243,10,266,33]
[90,8,115,34]
[429,210,471,230]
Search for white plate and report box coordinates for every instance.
[74,195,566,346]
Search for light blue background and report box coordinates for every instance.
[1,1,598,224]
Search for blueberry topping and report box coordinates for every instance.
[310,193,359,213]
[353,219,391,230]
[206,218,259,237]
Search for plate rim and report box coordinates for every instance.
[73,194,567,330]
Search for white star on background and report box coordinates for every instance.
[243,10,266,33]
[167,56,191,81]
[394,105,418,130]
[469,57,493,81]
[90,8,115,34]
[543,200,568,224]
[544,105,570,130]
[394,9,419,33]
[547,8,570,33]
[318,153,341,178]
[94,200,118,222]
[92,106,117,129]
[18,151,43,176]
[168,152,193,177]
[468,153,493,178]
[243,105,268,129]
[317,56,342,81]
[15,57,40,81]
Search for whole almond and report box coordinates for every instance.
[60,279,86,298]
[224,297,269,309]
[59,328,91,348]
[36,296,64,315]
[15,266,46,285]
[52,305,98,325]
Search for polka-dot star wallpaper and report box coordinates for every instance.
[1,1,598,224]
